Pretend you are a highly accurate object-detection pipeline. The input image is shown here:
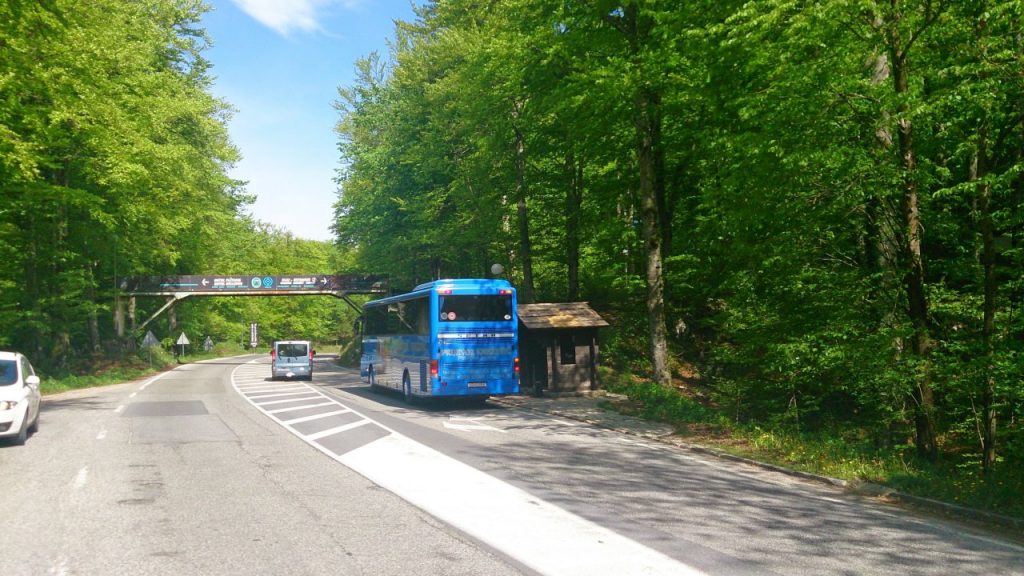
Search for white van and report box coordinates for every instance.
[271,340,314,381]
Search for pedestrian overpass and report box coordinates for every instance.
[116,274,388,335]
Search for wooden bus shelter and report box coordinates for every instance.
[517,302,609,397]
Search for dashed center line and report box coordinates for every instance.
[73,467,89,490]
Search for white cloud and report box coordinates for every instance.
[230,0,361,35]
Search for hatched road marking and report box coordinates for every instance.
[231,359,704,576]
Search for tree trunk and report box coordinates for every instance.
[512,101,535,304]
[565,142,582,301]
[890,37,938,461]
[653,101,671,261]
[87,260,101,353]
[637,85,671,386]
[605,3,671,386]
[973,124,998,473]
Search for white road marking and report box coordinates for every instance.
[282,409,351,425]
[96,430,107,440]
[230,360,705,576]
[73,467,88,490]
[114,405,124,414]
[306,419,372,441]
[246,390,317,399]
[340,434,701,576]
[268,401,336,414]
[133,370,173,396]
[237,383,301,391]
[257,394,325,406]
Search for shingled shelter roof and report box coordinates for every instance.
[517,302,609,330]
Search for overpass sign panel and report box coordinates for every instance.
[124,275,388,295]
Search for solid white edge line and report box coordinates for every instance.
[229,361,704,576]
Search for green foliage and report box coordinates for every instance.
[0,0,357,377]
[605,370,1024,519]
[603,377,714,426]
[3,0,1023,515]
[333,0,1024,484]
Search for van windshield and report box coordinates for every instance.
[277,344,308,357]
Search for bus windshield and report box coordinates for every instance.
[439,294,513,322]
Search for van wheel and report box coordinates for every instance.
[28,410,39,434]
[403,372,415,405]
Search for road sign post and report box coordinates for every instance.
[142,330,160,367]
[249,322,258,351]
[176,332,190,358]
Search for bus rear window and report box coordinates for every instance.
[440,295,513,322]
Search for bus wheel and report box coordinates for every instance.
[403,372,415,405]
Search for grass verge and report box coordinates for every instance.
[601,374,1024,523]
[39,343,256,395]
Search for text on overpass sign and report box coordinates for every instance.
[123,275,388,296]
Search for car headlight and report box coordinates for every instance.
[0,400,19,410]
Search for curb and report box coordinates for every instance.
[493,396,1024,537]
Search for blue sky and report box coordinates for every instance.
[201,0,419,242]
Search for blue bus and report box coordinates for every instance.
[360,279,519,403]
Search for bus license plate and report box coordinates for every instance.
[468,382,487,388]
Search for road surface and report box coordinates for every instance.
[1,355,1020,575]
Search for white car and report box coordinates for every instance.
[0,351,41,445]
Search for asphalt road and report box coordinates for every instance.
[1,354,1021,575]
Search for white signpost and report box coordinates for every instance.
[142,330,160,366]
[249,322,258,351]
[142,331,160,348]
[176,332,190,357]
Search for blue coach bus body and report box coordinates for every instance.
[360,279,519,401]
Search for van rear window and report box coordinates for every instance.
[277,344,308,357]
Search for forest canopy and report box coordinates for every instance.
[1,0,1020,481]
[0,0,358,373]
[333,0,1024,473]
